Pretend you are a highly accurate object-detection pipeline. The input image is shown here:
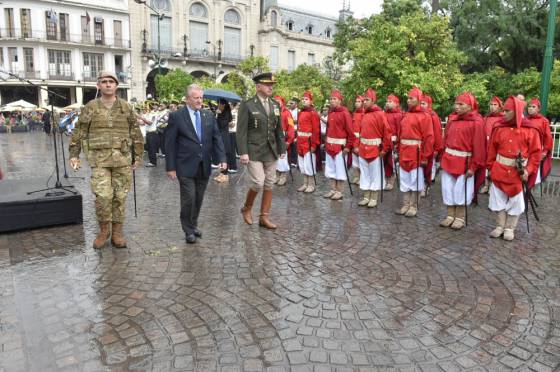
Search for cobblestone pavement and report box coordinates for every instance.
[1,132,560,372]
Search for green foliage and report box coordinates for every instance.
[236,56,270,77]
[155,69,194,101]
[273,64,334,108]
[381,0,426,21]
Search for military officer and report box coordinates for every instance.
[69,71,144,249]
[237,72,286,229]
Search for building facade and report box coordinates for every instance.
[0,0,132,107]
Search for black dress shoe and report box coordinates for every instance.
[193,229,202,238]
[185,233,196,244]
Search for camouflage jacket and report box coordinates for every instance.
[69,98,144,168]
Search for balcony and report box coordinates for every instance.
[144,47,245,65]
[48,71,75,81]
[0,28,131,49]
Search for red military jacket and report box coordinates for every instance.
[297,107,321,156]
[326,105,354,157]
[357,106,392,162]
[429,110,444,155]
[528,113,553,179]
[398,105,434,171]
[483,112,504,142]
[385,108,403,146]
[352,108,365,139]
[487,118,542,196]
[280,107,295,148]
[441,111,486,177]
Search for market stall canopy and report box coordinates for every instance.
[0,99,37,112]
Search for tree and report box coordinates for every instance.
[381,0,426,21]
[155,69,194,101]
[273,64,334,108]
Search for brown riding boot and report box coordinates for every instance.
[111,223,127,248]
[241,188,259,225]
[93,222,111,249]
[259,188,277,229]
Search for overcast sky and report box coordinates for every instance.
[278,0,383,19]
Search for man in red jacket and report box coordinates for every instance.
[439,92,486,230]
[395,87,434,217]
[354,88,392,207]
[487,96,542,241]
[420,94,443,197]
[351,95,365,185]
[296,91,321,193]
[384,94,403,191]
[274,95,295,186]
[324,90,355,200]
[480,96,504,193]
[527,97,553,188]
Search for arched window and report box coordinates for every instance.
[271,11,277,27]
[306,24,313,35]
[189,2,208,18]
[286,20,294,31]
[325,28,331,38]
[150,0,170,12]
[224,9,240,24]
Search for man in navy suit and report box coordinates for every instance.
[165,84,226,243]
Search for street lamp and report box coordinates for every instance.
[205,39,222,81]
[135,0,165,74]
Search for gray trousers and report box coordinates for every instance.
[178,163,209,235]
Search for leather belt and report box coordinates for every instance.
[360,137,382,146]
[445,148,472,157]
[496,154,526,167]
[400,139,421,145]
[326,137,346,145]
[297,131,312,137]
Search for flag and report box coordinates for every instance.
[86,11,90,25]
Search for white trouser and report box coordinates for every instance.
[352,153,360,169]
[276,152,290,172]
[399,166,424,192]
[298,152,316,176]
[325,152,348,180]
[431,161,437,181]
[441,170,474,206]
[359,157,384,191]
[535,167,541,185]
[488,183,525,216]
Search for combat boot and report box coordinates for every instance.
[489,211,507,238]
[440,206,456,227]
[323,180,336,198]
[330,181,344,200]
[304,176,316,193]
[93,222,111,249]
[367,191,378,208]
[502,214,519,241]
[450,206,466,229]
[241,188,259,225]
[358,190,371,206]
[396,192,411,215]
[405,192,418,217]
[259,188,277,229]
[385,176,395,191]
[297,176,308,192]
[111,223,127,248]
[277,172,287,186]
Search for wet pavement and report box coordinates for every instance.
[1,132,560,372]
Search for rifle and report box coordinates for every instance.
[343,150,353,195]
[379,144,384,203]
[131,143,138,218]
[393,145,400,189]
[464,156,469,226]
[309,136,317,186]
[416,145,420,209]
[515,152,540,233]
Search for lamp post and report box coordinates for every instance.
[134,0,164,75]
[539,0,557,115]
[205,39,222,81]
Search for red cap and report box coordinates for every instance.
[303,91,313,102]
[455,92,477,111]
[356,95,364,102]
[490,96,503,108]
[421,94,433,108]
[529,97,541,107]
[504,96,524,129]
[331,90,343,101]
[364,88,376,102]
[274,95,285,107]
[408,86,422,101]
[387,94,400,105]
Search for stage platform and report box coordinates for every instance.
[0,178,82,233]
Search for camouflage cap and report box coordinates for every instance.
[97,71,119,85]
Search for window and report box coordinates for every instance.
[20,9,32,38]
[45,10,57,40]
[81,16,91,43]
[326,28,331,38]
[5,9,14,37]
[94,17,104,45]
[151,15,172,52]
[308,53,315,65]
[48,49,72,78]
[190,3,207,18]
[306,24,313,35]
[83,53,104,79]
[0,48,4,67]
[189,21,208,55]
[269,46,278,70]
[286,21,294,31]
[114,20,122,47]
[23,48,34,76]
[224,9,240,24]
[8,47,17,73]
[224,27,241,59]
[271,11,277,27]
[288,50,295,71]
[151,0,170,13]
[59,13,69,42]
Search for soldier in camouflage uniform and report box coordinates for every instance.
[69,71,144,249]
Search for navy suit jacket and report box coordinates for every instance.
[165,107,226,178]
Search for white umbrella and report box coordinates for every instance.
[2,99,37,111]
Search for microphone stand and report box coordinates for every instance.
[0,69,78,196]
[58,114,84,180]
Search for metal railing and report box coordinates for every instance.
[0,28,130,48]
[145,47,244,64]
[551,121,559,159]
[48,72,74,80]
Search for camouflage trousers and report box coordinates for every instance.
[90,166,132,223]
